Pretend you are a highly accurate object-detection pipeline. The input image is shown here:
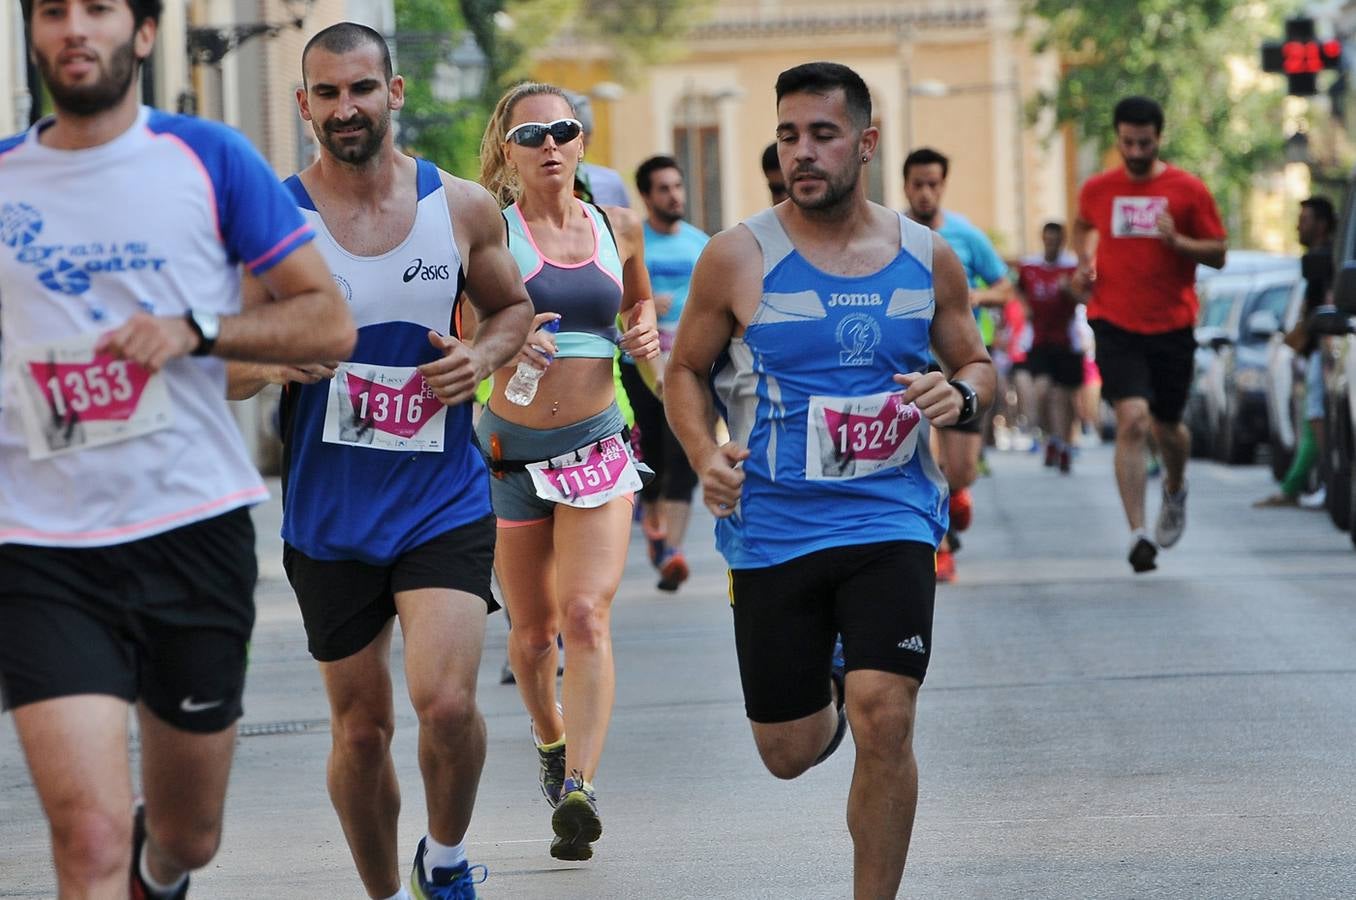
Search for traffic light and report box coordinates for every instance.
[1261,17,1343,97]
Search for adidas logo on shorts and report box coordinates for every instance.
[897,635,927,654]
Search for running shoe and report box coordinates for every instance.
[656,549,689,592]
[1044,442,1059,467]
[949,488,973,532]
[1059,447,1072,474]
[550,772,603,861]
[1155,484,1187,549]
[1299,485,1328,509]
[813,643,848,767]
[1128,535,1158,574]
[129,803,188,900]
[532,705,567,807]
[409,838,487,899]
[935,547,956,583]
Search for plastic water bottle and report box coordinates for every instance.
[505,317,561,406]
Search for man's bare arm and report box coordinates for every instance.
[665,227,759,517]
[414,177,535,407]
[898,236,996,425]
[101,242,354,374]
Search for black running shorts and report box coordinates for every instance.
[729,541,935,724]
[619,362,698,503]
[1091,320,1196,424]
[1027,344,1086,389]
[285,513,498,663]
[0,508,257,733]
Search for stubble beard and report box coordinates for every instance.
[318,109,390,167]
[37,33,139,118]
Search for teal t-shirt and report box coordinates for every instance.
[643,220,709,331]
[937,209,1008,344]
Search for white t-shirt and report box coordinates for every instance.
[0,107,315,547]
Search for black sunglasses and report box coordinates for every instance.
[506,118,584,148]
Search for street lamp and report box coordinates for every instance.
[185,0,316,67]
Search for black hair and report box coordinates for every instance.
[774,62,872,130]
[24,0,162,27]
[635,155,682,195]
[1113,96,1164,135]
[1042,221,1066,233]
[303,22,393,85]
[761,142,779,173]
[902,147,949,181]
[1301,196,1338,233]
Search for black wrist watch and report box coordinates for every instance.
[950,379,978,425]
[185,309,220,357]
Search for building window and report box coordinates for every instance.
[673,94,722,234]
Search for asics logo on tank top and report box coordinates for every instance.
[402,257,451,283]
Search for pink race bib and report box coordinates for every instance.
[527,433,643,508]
[806,390,922,480]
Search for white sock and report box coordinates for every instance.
[138,845,188,898]
[378,889,411,900]
[421,835,466,881]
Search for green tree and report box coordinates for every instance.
[1025,0,1299,237]
[394,0,489,177]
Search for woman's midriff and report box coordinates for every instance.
[486,356,619,429]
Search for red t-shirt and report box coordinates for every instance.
[1017,253,1079,348]
[1077,164,1226,334]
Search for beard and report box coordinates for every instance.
[790,164,859,213]
[653,205,684,225]
[36,33,139,118]
[317,109,389,166]
[1123,156,1153,177]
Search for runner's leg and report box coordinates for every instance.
[396,588,488,848]
[1113,397,1152,531]
[317,622,401,898]
[496,521,564,745]
[13,696,133,899]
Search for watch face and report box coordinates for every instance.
[196,311,220,341]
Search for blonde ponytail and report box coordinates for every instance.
[478,82,578,208]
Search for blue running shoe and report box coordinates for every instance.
[409,838,487,899]
[550,771,602,861]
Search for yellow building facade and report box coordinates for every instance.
[537,0,1069,256]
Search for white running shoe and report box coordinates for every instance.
[1155,484,1187,549]
[1299,485,1327,509]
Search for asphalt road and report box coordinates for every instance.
[3,442,1355,899]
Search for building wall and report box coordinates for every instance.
[537,0,1065,256]
[1,3,25,135]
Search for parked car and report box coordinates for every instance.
[1187,253,1299,463]
[1263,278,1311,481]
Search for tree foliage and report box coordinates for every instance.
[397,0,712,178]
[1025,0,1300,233]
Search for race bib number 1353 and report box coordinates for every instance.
[14,333,172,460]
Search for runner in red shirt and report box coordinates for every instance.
[1017,222,1082,472]
[1072,96,1227,573]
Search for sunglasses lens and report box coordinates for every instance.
[550,120,582,143]
[510,124,549,147]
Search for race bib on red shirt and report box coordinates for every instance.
[1111,196,1169,237]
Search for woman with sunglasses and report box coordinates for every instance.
[474,82,660,863]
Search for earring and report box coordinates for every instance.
[861,155,869,162]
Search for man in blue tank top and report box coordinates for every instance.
[229,25,532,900]
[667,63,995,896]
